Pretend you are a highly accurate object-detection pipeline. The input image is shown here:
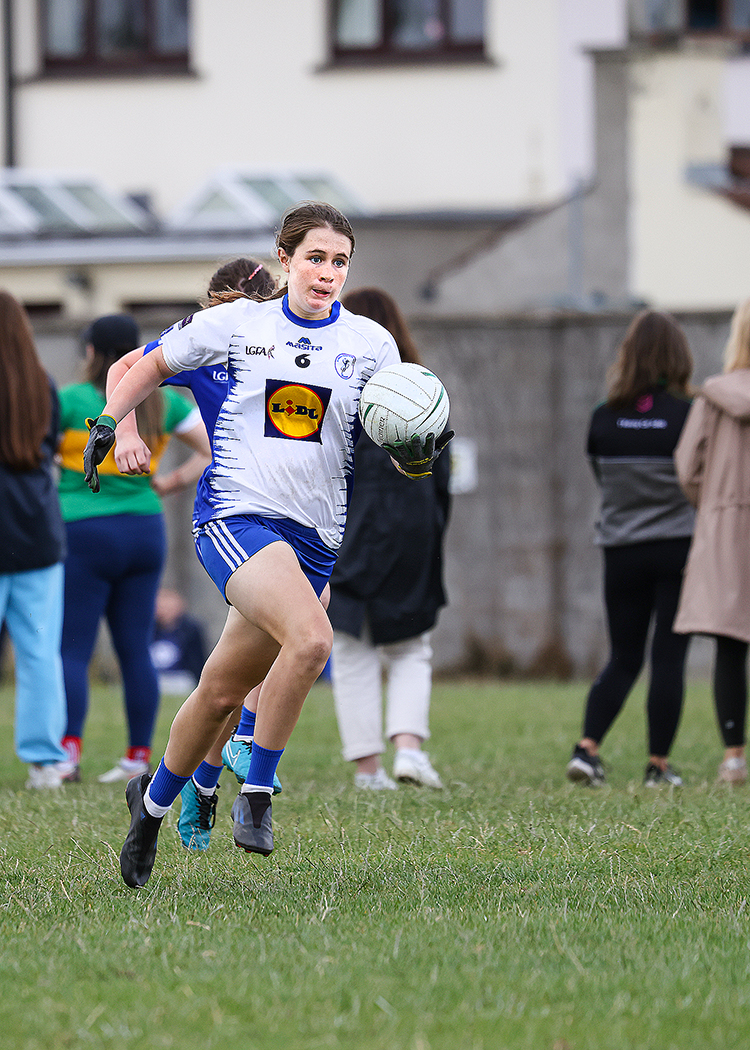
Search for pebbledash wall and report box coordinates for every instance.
[36,309,731,680]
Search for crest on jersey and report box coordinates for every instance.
[335,353,356,379]
[264,379,331,442]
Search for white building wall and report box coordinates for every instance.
[9,0,625,217]
[630,46,750,311]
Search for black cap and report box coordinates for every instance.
[85,314,140,356]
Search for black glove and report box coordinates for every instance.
[383,429,454,478]
[83,415,117,493]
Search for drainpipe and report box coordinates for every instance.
[3,0,15,167]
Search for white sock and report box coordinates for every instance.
[193,776,217,796]
[240,783,273,796]
[143,786,171,818]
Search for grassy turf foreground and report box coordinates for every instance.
[0,677,748,1050]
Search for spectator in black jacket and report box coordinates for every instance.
[0,289,69,788]
[566,310,695,788]
[329,288,451,790]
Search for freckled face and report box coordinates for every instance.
[278,226,352,320]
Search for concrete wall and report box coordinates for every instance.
[35,306,731,680]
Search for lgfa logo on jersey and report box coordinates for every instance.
[264,378,331,443]
[286,335,323,353]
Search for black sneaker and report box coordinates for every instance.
[120,773,163,888]
[231,790,274,856]
[644,763,683,787]
[566,744,605,786]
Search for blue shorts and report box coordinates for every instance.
[194,514,336,601]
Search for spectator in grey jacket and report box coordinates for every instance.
[566,310,695,788]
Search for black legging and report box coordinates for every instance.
[713,635,748,748]
[582,537,692,757]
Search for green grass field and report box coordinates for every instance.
[1,675,749,1050]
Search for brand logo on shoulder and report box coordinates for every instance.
[264,379,331,442]
[177,314,194,330]
[286,335,323,353]
[245,344,274,357]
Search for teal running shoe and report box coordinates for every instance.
[178,778,218,851]
[221,734,282,794]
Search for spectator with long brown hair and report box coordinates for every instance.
[329,287,451,790]
[0,289,68,788]
[566,310,695,788]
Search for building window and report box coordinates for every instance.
[41,0,190,74]
[632,0,750,37]
[331,0,485,63]
[687,0,750,30]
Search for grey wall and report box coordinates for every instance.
[409,309,730,677]
[35,307,731,678]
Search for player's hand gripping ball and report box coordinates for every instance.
[83,414,117,492]
[358,363,453,477]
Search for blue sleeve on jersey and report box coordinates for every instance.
[144,338,190,389]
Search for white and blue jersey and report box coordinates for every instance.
[155,295,399,550]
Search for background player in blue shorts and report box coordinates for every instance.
[107,257,289,851]
[106,258,298,848]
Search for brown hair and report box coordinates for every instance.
[266,201,356,302]
[0,290,51,470]
[85,319,164,448]
[342,287,422,365]
[202,257,276,307]
[606,309,693,408]
[723,297,750,372]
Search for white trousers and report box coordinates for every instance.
[332,625,433,762]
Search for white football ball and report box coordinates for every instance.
[359,362,450,448]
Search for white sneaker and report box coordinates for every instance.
[53,759,81,782]
[97,757,150,784]
[26,763,63,789]
[354,767,398,791]
[718,756,747,785]
[393,749,443,789]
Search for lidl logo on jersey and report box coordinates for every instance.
[286,335,323,353]
[264,379,331,442]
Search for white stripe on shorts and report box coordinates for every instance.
[205,519,249,572]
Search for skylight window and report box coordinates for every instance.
[168,170,368,232]
[0,172,150,235]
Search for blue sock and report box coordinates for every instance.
[147,758,191,809]
[236,707,256,739]
[193,760,223,792]
[243,742,284,793]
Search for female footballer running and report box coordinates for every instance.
[84,202,450,888]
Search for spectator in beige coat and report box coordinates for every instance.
[674,297,750,784]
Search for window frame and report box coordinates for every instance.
[39,0,190,77]
[685,0,750,34]
[329,0,486,66]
